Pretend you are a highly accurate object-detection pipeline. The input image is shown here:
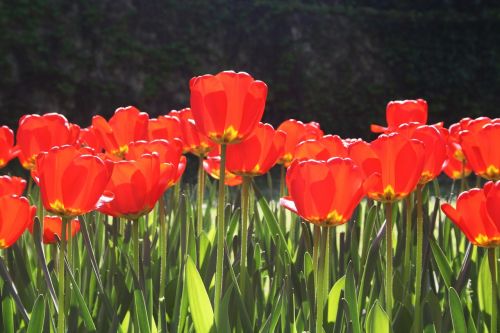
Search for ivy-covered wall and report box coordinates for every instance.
[1,0,499,139]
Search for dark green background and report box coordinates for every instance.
[1,0,499,140]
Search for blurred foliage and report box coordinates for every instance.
[0,0,499,139]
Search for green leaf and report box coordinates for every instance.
[448,287,467,333]
[344,263,361,333]
[63,256,96,330]
[478,254,492,316]
[327,275,345,324]
[134,289,152,333]
[365,300,389,333]
[27,295,45,333]
[429,237,453,288]
[185,256,214,333]
[2,293,14,333]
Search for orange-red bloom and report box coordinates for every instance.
[17,113,80,169]
[280,158,365,226]
[29,216,80,244]
[203,155,243,186]
[0,195,36,248]
[371,99,428,133]
[276,119,323,166]
[226,123,285,176]
[0,126,17,168]
[460,121,500,180]
[174,108,216,157]
[190,71,268,144]
[34,145,113,217]
[0,176,26,197]
[78,126,104,153]
[442,181,500,247]
[98,154,176,219]
[293,135,348,162]
[349,133,425,202]
[126,139,186,184]
[396,123,446,184]
[92,106,149,158]
[148,115,183,143]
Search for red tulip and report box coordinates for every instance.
[34,145,113,217]
[78,126,104,153]
[276,119,323,166]
[280,157,365,226]
[17,113,80,170]
[0,195,36,249]
[349,133,425,202]
[29,216,80,244]
[396,123,446,184]
[460,121,500,180]
[293,135,348,162]
[226,123,285,176]
[175,108,216,157]
[148,115,183,143]
[443,155,472,180]
[0,126,18,168]
[203,155,242,186]
[126,139,186,184]
[92,106,149,158]
[190,71,267,144]
[371,99,428,133]
[442,181,500,247]
[0,176,27,197]
[98,154,176,219]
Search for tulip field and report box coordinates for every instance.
[0,70,500,333]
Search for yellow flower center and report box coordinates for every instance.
[0,159,5,168]
[452,170,462,179]
[49,200,82,216]
[209,126,241,144]
[453,149,465,161]
[111,145,129,159]
[279,153,293,165]
[419,170,433,184]
[369,185,406,203]
[0,239,6,249]
[475,234,500,247]
[483,164,500,181]
[22,154,37,170]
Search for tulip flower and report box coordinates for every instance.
[126,139,186,184]
[226,123,285,176]
[17,113,80,170]
[78,126,104,153]
[349,133,425,202]
[98,154,176,219]
[0,176,27,197]
[174,108,216,157]
[276,119,324,166]
[0,195,36,249]
[293,135,349,163]
[190,70,267,144]
[0,126,18,169]
[28,216,80,244]
[460,121,500,180]
[442,180,500,332]
[371,99,428,133]
[34,145,113,217]
[92,106,149,158]
[203,155,242,186]
[396,123,446,184]
[148,115,184,143]
[280,157,365,332]
[281,157,365,226]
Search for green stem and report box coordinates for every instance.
[414,185,424,333]
[489,248,498,333]
[312,226,321,293]
[384,202,393,325]
[197,156,206,238]
[58,217,69,333]
[158,195,167,333]
[239,176,251,297]
[214,143,227,329]
[279,165,286,232]
[315,227,328,333]
[403,196,413,287]
[132,219,140,280]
